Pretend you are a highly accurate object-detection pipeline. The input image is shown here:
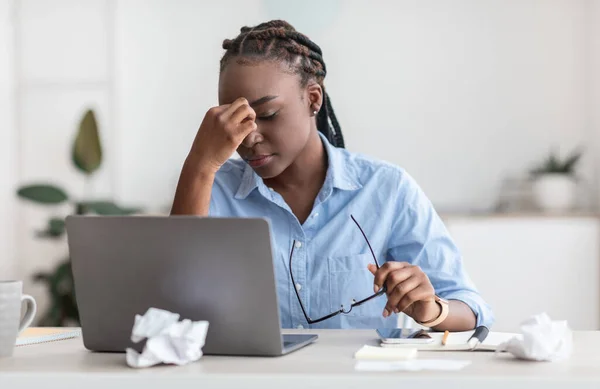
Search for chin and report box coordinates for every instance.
[253,166,281,179]
[251,160,286,179]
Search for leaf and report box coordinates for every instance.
[61,293,80,324]
[118,206,143,215]
[77,201,141,215]
[36,217,66,239]
[50,261,73,296]
[547,153,560,171]
[563,150,582,173]
[17,184,69,204]
[33,272,52,283]
[79,201,121,214]
[33,258,79,326]
[72,109,102,175]
[531,146,584,176]
[39,304,63,327]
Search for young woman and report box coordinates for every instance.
[171,20,493,331]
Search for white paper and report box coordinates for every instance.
[496,312,572,362]
[354,345,417,360]
[355,359,471,372]
[125,308,209,368]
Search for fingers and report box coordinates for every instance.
[230,103,256,127]
[396,286,433,314]
[207,104,230,119]
[371,262,410,294]
[221,97,250,120]
[369,262,436,318]
[384,274,419,315]
[367,263,377,275]
[216,98,256,139]
[238,119,258,137]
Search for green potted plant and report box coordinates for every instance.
[530,147,582,212]
[16,109,141,326]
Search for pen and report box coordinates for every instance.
[442,330,449,346]
[467,326,489,349]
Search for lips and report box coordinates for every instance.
[246,155,274,168]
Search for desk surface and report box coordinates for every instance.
[1,330,599,389]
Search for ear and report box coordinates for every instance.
[306,83,323,115]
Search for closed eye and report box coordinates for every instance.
[258,111,279,121]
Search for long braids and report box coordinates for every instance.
[220,20,345,148]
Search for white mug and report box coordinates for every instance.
[0,280,37,358]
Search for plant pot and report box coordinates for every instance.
[532,174,577,212]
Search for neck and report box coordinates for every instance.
[264,130,327,192]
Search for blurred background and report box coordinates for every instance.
[1,0,599,331]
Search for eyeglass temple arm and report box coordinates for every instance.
[289,242,343,325]
[289,242,315,323]
[351,214,387,295]
[350,214,382,269]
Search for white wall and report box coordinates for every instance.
[14,0,113,313]
[446,216,600,331]
[591,0,600,199]
[113,0,264,209]
[114,0,591,213]
[0,0,16,279]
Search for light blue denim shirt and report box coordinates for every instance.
[209,133,494,329]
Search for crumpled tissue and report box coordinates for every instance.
[125,307,209,368]
[496,312,572,361]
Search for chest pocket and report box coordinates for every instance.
[328,253,382,317]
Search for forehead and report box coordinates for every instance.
[218,60,301,105]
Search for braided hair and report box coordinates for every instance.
[220,20,345,148]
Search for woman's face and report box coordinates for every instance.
[218,60,320,179]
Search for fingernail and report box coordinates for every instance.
[374,285,380,293]
[394,308,399,314]
[383,309,389,318]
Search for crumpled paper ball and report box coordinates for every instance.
[125,307,209,368]
[497,312,572,362]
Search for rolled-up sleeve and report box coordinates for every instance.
[208,177,226,217]
[387,170,494,328]
[208,165,237,217]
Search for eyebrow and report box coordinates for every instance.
[250,95,278,107]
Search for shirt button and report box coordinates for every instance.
[295,241,302,249]
[295,283,302,291]
[297,325,304,329]
[268,187,274,191]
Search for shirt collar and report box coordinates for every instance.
[234,132,362,200]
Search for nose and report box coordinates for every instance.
[240,128,263,148]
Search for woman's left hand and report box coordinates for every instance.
[367,262,441,323]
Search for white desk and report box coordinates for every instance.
[1,330,599,389]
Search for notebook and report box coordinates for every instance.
[380,330,520,351]
[16,327,82,346]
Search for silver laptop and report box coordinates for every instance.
[65,215,317,356]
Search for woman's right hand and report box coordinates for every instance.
[188,97,257,174]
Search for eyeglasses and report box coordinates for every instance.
[289,214,386,324]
